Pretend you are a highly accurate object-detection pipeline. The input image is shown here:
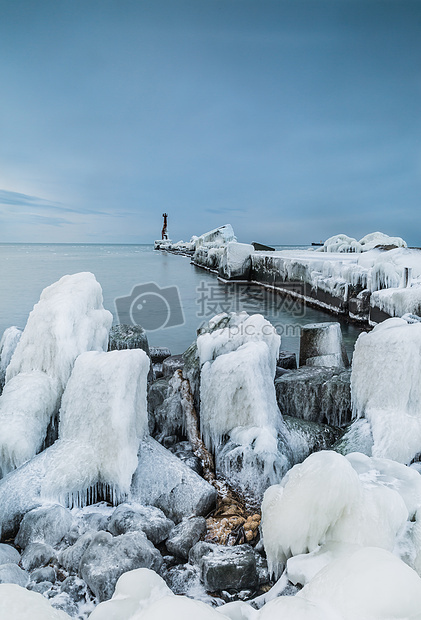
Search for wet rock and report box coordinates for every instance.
[275,367,352,427]
[0,543,20,565]
[162,355,185,378]
[0,563,28,586]
[59,531,97,574]
[283,415,340,462]
[166,517,207,560]
[79,530,163,602]
[30,566,56,584]
[169,441,203,475]
[15,504,73,549]
[108,324,150,355]
[21,543,57,571]
[148,377,183,440]
[131,438,217,524]
[108,504,174,545]
[277,351,297,370]
[189,542,259,592]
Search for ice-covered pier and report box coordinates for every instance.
[155,227,421,324]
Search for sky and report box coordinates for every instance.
[0,0,420,245]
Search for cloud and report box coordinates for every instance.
[0,189,108,216]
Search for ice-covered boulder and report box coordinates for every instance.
[107,503,174,544]
[15,505,73,549]
[0,563,28,587]
[21,543,57,571]
[0,583,72,619]
[219,242,254,280]
[351,317,421,463]
[108,324,150,355]
[189,541,259,591]
[299,322,349,368]
[0,326,22,393]
[0,543,20,566]
[318,231,407,254]
[79,530,163,602]
[0,273,112,478]
[166,517,207,560]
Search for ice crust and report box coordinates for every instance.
[351,318,421,463]
[318,231,407,253]
[0,273,112,477]
[0,326,22,391]
[0,583,72,619]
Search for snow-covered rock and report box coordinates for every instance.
[0,544,20,565]
[15,505,73,550]
[351,317,421,463]
[318,231,407,253]
[299,322,349,368]
[79,530,163,602]
[0,273,112,477]
[21,543,57,571]
[0,563,28,587]
[108,503,174,545]
[219,242,254,280]
[166,517,207,560]
[189,541,259,591]
[108,324,150,355]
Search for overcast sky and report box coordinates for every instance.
[0,0,419,245]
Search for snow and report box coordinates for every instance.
[318,231,407,254]
[0,273,112,477]
[0,326,22,389]
[0,583,72,619]
[219,242,253,280]
[261,450,421,580]
[351,318,421,463]
[41,349,149,507]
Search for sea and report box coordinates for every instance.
[0,244,363,358]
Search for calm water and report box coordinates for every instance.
[0,244,363,357]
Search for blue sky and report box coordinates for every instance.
[0,0,420,245]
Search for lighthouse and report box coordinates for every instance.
[161,213,168,240]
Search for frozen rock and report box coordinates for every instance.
[27,580,53,594]
[30,566,56,584]
[283,415,340,463]
[149,347,171,364]
[351,317,421,463]
[169,441,203,475]
[108,503,174,545]
[277,351,297,370]
[299,322,349,368]
[79,530,163,602]
[162,563,201,595]
[60,576,87,602]
[334,419,373,456]
[162,354,185,378]
[58,531,96,574]
[189,542,259,591]
[49,592,79,617]
[275,367,352,427]
[149,373,183,441]
[166,517,207,560]
[21,543,57,571]
[0,583,72,619]
[0,326,22,393]
[15,505,73,550]
[0,563,28,587]
[131,437,217,524]
[0,543,20,565]
[0,273,112,477]
[219,242,253,280]
[108,324,150,355]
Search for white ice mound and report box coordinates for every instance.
[318,231,407,254]
[41,349,149,507]
[0,583,71,619]
[0,273,112,477]
[261,450,415,579]
[298,547,421,620]
[0,326,22,390]
[195,224,236,247]
[219,242,253,280]
[198,313,280,450]
[351,317,421,463]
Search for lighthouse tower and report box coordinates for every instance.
[161,213,168,240]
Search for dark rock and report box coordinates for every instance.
[277,351,297,370]
[149,377,183,441]
[15,504,73,550]
[162,355,185,378]
[147,378,169,417]
[0,563,28,586]
[79,530,163,602]
[189,542,259,592]
[275,366,292,380]
[30,566,56,584]
[59,531,97,574]
[108,504,174,545]
[60,576,88,602]
[0,543,20,565]
[162,435,179,448]
[149,347,171,364]
[131,438,217,524]
[169,441,203,475]
[349,289,371,322]
[166,517,207,560]
[108,324,150,355]
[275,367,352,427]
[27,580,53,594]
[21,543,57,571]
[152,363,164,379]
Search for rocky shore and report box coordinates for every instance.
[1,270,421,619]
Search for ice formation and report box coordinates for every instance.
[261,450,420,579]
[219,242,254,280]
[40,349,149,507]
[351,317,421,463]
[0,326,22,391]
[0,273,112,477]
[318,231,407,253]
[0,583,72,619]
